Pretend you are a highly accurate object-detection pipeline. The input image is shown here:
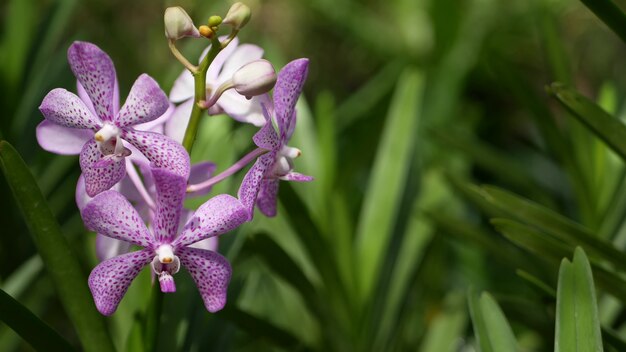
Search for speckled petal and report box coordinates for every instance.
[88,249,153,315]
[82,190,154,247]
[274,59,309,142]
[252,101,280,149]
[133,102,174,133]
[96,234,133,262]
[121,129,190,179]
[151,168,187,243]
[189,237,219,252]
[257,178,279,217]
[188,162,217,197]
[116,74,170,128]
[68,41,117,122]
[39,88,100,129]
[36,120,93,155]
[173,194,247,248]
[177,247,231,312]
[79,139,126,197]
[237,152,275,220]
[164,99,193,144]
[218,90,266,126]
[280,172,314,182]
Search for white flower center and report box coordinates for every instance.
[272,145,301,176]
[94,123,124,156]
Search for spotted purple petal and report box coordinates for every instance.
[177,247,231,312]
[88,249,153,315]
[280,172,314,182]
[173,194,248,248]
[151,168,187,243]
[36,120,93,155]
[82,190,154,247]
[256,178,279,217]
[39,88,101,129]
[274,59,309,142]
[237,152,276,220]
[252,104,280,150]
[116,74,170,128]
[68,41,117,122]
[79,139,126,197]
[121,129,190,179]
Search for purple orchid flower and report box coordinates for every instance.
[37,41,189,197]
[82,167,248,315]
[166,38,267,143]
[238,58,313,218]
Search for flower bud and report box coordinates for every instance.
[232,59,277,97]
[223,2,251,30]
[164,6,200,40]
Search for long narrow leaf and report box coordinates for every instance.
[468,289,518,352]
[0,141,115,352]
[355,68,423,302]
[0,288,75,351]
[555,248,603,352]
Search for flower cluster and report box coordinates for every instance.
[37,3,311,315]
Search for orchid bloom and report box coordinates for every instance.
[82,167,248,315]
[166,38,267,143]
[37,41,189,197]
[239,58,313,218]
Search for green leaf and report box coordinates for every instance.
[0,141,115,352]
[0,288,75,351]
[355,68,423,302]
[468,289,518,352]
[580,0,626,44]
[555,248,603,352]
[419,293,467,352]
[482,186,626,272]
[548,83,626,162]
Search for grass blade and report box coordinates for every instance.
[355,68,423,302]
[0,141,115,352]
[468,289,518,352]
[0,288,75,351]
[555,248,603,352]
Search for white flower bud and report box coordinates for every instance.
[223,2,251,30]
[232,59,277,97]
[164,7,200,40]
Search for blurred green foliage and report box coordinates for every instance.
[5,0,626,350]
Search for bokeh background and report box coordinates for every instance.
[3,0,626,351]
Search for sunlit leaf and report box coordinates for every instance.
[468,289,518,352]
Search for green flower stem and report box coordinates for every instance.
[182,36,223,154]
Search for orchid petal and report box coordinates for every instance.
[274,59,309,142]
[36,120,93,155]
[116,74,170,128]
[67,41,117,122]
[96,234,133,262]
[121,129,190,179]
[257,178,279,217]
[164,99,193,144]
[280,172,314,182]
[169,70,194,103]
[82,190,154,247]
[151,168,187,243]
[174,194,247,248]
[217,44,264,83]
[217,90,266,126]
[177,247,231,312]
[133,102,174,133]
[189,237,219,252]
[237,152,275,219]
[187,162,217,197]
[39,88,100,129]
[206,37,240,82]
[88,249,153,315]
[252,100,280,149]
[79,139,126,197]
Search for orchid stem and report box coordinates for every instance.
[187,148,267,193]
[168,40,198,73]
[182,36,225,154]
